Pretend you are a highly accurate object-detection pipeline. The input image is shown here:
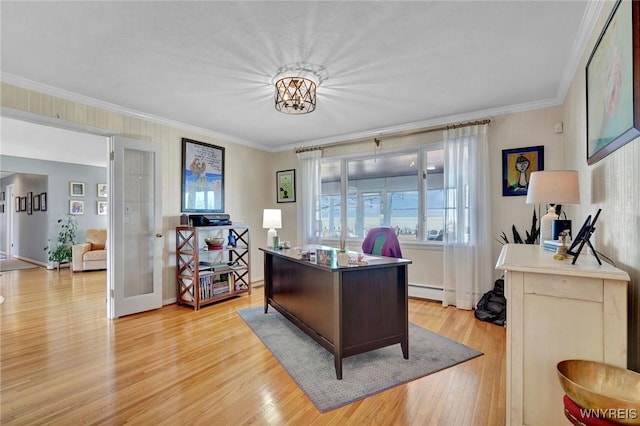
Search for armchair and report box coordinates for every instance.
[72,229,107,272]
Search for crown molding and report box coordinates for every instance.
[278,97,562,152]
[0,73,270,152]
[555,0,605,102]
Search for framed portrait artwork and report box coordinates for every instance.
[502,146,544,196]
[181,138,225,213]
[276,169,296,203]
[70,182,85,197]
[20,196,26,212]
[15,196,21,212]
[70,200,84,215]
[33,193,40,211]
[586,0,640,164]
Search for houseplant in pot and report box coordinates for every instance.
[44,215,78,270]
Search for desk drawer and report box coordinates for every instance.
[524,273,603,302]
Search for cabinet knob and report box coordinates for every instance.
[156,232,163,238]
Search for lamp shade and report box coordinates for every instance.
[525,171,580,205]
[262,209,282,229]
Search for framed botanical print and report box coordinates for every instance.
[276,169,296,203]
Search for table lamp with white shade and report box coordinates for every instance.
[263,209,282,248]
[525,170,580,245]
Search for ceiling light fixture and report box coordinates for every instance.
[273,63,327,115]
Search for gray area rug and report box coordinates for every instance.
[237,306,482,412]
[0,259,39,272]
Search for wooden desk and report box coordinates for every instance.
[260,245,412,379]
[496,244,629,426]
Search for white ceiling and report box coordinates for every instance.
[1,1,598,152]
[0,116,108,168]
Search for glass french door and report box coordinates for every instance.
[108,136,163,318]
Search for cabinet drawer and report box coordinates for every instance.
[524,273,603,302]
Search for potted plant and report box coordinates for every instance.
[497,208,540,245]
[44,215,78,270]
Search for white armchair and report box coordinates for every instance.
[72,229,107,272]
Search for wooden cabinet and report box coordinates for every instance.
[176,225,251,310]
[496,244,629,426]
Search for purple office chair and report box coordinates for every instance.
[361,227,403,258]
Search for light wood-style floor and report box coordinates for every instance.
[1,267,506,425]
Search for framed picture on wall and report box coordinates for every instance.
[276,169,296,203]
[15,197,21,212]
[586,0,640,164]
[33,194,40,211]
[502,145,544,196]
[20,197,26,212]
[26,192,33,214]
[0,205,3,213]
[40,192,47,211]
[181,138,225,213]
[97,201,107,215]
[70,200,84,215]
[70,181,85,197]
[97,183,108,198]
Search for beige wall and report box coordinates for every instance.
[3,0,638,368]
[1,82,272,300]
[560,1,640,371]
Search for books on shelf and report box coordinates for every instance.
[197,272,235,300]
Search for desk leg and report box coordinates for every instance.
[334,357,343,380]
[401,264,409,359]
[263,253,272,314]
[334,272,343,379]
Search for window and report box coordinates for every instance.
[320,146,444,243]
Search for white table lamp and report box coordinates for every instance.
[263,209,282,248]
[526,170,580,245]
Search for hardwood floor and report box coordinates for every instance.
[1,267,506,425]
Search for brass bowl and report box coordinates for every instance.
[557,359,640,425]
[204,237,225,246]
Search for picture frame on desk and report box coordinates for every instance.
[586,0,640,164]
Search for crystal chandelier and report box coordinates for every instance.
[273,63,327,115]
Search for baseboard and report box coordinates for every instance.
[13,255,49,268]
[408,283,443,302]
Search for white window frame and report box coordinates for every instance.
[319,143,444,248]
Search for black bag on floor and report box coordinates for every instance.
[475,278,506,326]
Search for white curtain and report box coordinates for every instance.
[296,149,322,244]
[442,124,493,310]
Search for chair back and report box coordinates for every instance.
[361,227,403,258]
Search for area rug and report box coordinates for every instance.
[0,259,39,272]
[237,307,482,412]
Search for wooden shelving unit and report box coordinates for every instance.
[176,225,251,310]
